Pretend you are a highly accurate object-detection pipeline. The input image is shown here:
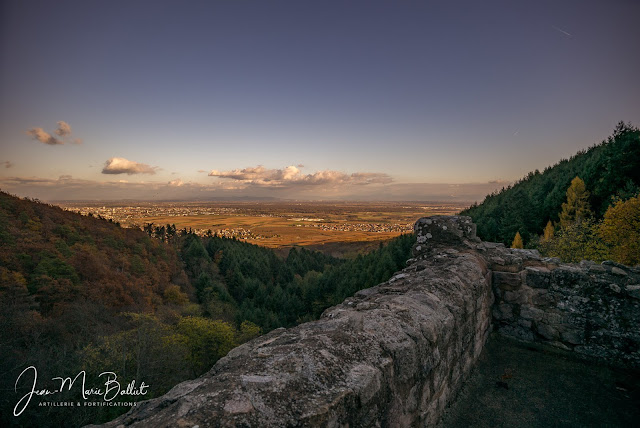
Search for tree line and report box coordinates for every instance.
[461,122,639,265]
[461,122,640,247]
[511,176,640,265]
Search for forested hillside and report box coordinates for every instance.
[461,122,640,245]
[0,190,414,427]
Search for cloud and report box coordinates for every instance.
[26,128,63,145]
[208,165,392,187]
[55,121,72,137]
[102,157,158,175]
[488,179,511,185]
[0,174,509,203]
[1,161,13,168]
[26,120,82,145]
[0,175,231,201]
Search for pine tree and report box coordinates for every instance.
[559,177,592,228]
[542,220,554,241]
[511,232,524,249]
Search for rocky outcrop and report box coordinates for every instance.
[96,216,640,427]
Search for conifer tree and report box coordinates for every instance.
[542,220,554,241]
[559,177,592,228]
[511,231,524,249]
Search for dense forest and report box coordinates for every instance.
[461,122,640,246]
[0,190,414,427]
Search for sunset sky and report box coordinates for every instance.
[1,0,639,201]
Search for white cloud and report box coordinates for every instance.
[102,157,158,175]
[208,165,392,187]
[168,179,184,187]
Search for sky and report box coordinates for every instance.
[1,0,639,202]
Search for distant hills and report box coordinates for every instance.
[460,122,640,245]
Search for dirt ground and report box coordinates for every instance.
[439,334,640,428]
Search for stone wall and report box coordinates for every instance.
[96,216,493,427]
[96,216,640,427]
[488,247,640,368]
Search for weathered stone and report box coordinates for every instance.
[626,285,640,300]
[492,271,522,291]
[536,323,557,340]
[611,267,628,276]
[96,216,492,428]
[492,303,514,321]
[544,312,563,325]
[561,330,585,345]
[504,290,529,304]
[517,318,532,328]
[588,264,607,273]
[94,216,640,428]
[549,341,572,351]
[524,266,551,289]
[519,306,544,322]
[531,289,554,306]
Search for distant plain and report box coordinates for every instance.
[59,201,469,257]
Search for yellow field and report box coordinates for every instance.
[125,201,468,256]
[141,214,403,247]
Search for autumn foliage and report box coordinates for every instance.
[598,195,640,265]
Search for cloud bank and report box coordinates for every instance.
[26,120,82,145]
[102,157,158,175]
[0,174,508,203]
[208,165,392,187]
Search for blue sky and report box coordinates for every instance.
[1,0,639,201]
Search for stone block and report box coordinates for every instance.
[524,267,551,289]
[626,285,640,300]
[549,341,572,351]
[504,290,529,304]
[611,267,628,276]
[492,271,522,291]
[536,323,557,340]
[519,305,544,322]
[544,311,563,326]
[492,303,514,321]
[588,264,607,273]
[517,318,532,328]
[531,289,555,306]
[561,330,585,345]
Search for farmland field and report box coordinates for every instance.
[59,200,469,257]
